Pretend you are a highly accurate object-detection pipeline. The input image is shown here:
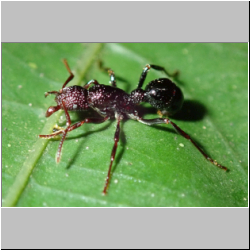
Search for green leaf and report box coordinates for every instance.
[2,43,248,207]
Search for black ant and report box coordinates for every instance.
[39,59,228,195]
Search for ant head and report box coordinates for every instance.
[144,78,184,116]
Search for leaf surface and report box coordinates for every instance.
[2,43,248,207]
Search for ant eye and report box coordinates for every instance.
[149,89,157,96]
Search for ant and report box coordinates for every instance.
[39,59,228,195]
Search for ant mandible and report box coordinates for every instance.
[39,59,228,195]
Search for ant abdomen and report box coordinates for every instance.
[145,78,184,116]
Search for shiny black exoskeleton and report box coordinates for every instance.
[40,60,228,195]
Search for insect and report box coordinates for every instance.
[39,59,228,195]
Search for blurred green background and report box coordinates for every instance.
[2,43,248,207]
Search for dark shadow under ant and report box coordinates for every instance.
[173,100,207,121]
[134,99,207,122]
[39,59,228,195]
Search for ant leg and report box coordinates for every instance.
[137,117,228,171]
[83,79,100,89]
[98,61,117,87]
[137,65,151,89]
[40,100,72,162]
[108,68,116,87]
[45,91,60,97]
[61,59,74,89]
[137,64,179,89]
[62,100,71,126]
[39,129,65,139]
[55,115,109,163]
[40,115,110,163]
[102,116,121,195]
